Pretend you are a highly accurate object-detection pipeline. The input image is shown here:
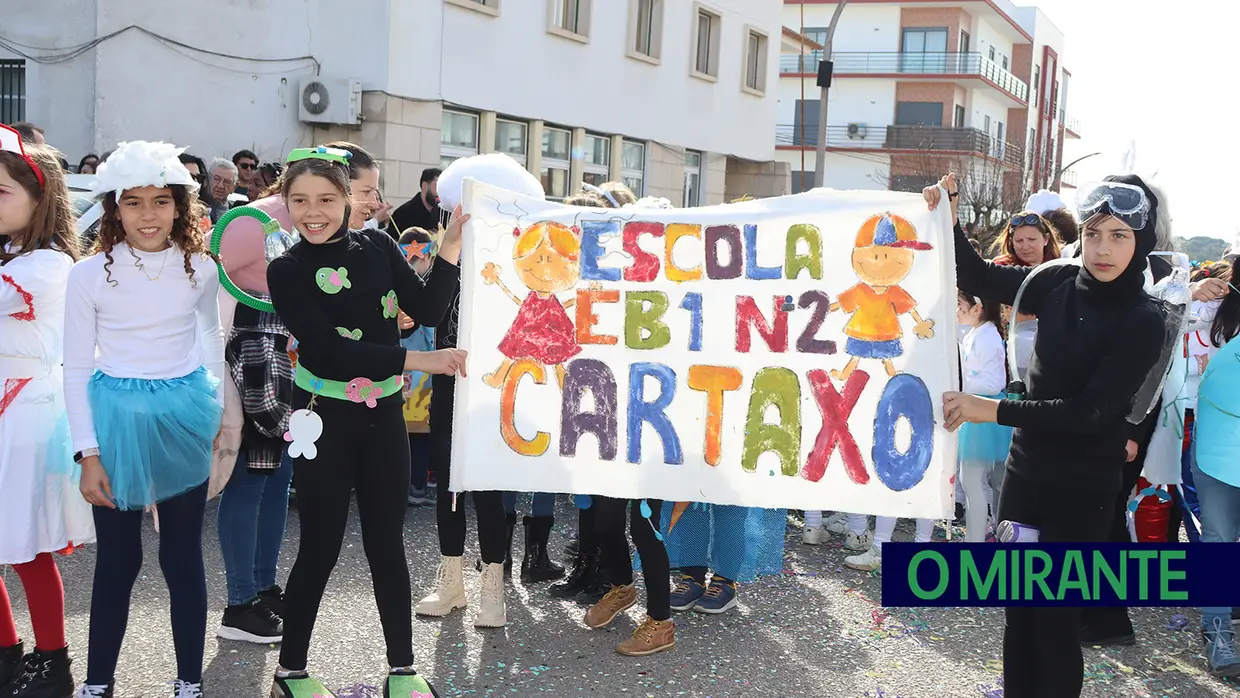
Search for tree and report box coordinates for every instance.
[1176,236,1229,263]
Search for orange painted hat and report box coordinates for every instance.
[854,213,931,250]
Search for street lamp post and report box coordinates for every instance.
[813,0,849,189]
[1053,151,1101,190]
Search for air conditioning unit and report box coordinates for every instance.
[298,77,362,125]
[847,123,868,139]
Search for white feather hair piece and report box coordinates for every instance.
[1024,189,1068,215]
[91,140,199,199]
[437,153,545,212]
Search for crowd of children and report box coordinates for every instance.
[0,124,1237,698]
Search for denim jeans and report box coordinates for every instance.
[1191,457,1240,630]
[502,492,556,517]
[218,450,294,606]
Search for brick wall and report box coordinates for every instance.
[899,7,973,52]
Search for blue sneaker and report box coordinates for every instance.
[668,575,705,612]
[1205,617,1240,678]
[693,578,738,615]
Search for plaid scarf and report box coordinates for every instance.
[226,295,294,471]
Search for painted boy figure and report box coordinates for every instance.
[831,213,935,382]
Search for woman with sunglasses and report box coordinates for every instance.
[927,173,1172,698]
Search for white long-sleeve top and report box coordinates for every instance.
[62,243,225,452]
[960,321,1006,396]
[1185,299,1223,409]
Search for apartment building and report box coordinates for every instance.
[5,0,792,207]
[778,0,1080,200]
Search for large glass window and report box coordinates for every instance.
[494,119,527,165]
[621,140,645,196]
[900,28,948,72]
[582,134,610,186]
[683,150,702,207]
[541,126,572,200]
[441,110,479,169]
[0,60,25,124]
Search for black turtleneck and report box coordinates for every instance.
[954,223,1166,490]
[267,227,460,398]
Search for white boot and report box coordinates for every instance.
[415,555,467,617]
[474,561,507,628]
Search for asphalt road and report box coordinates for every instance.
[6,498,1237,697]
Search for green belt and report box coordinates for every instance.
[295,365,403,403]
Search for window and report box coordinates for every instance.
[959,30,970,53]
[0,60,24,124]
[549,0,591,40]
[445,0,500,15]
[1034,65,1040,95]
[582,134,610,186]
[692,5,722,79]
[954,104,966,128]
[900,28,948,72]
[683,150,702,207]
[494,119,527,165]
[440,110,479,168]
[742,28,769,95]
[996,122,1005,158]
[621,140,645,196]
[541,126,572,200]
[983,115,992,153]
[988,46,996,61]
[629,0,663,62]
[1002,55,1009,71]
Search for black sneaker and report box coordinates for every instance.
[0,641,21,688]
[217,600,283,644]
[3,647,74,698]
[258,586,286,619]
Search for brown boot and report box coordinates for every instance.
[583,584,637,629]
[616,616,675,656]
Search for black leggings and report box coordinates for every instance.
[280,396,413,671]
[595,497,670,621]
[1079,459,1144,637]
[86,481,208,685]
[996,469,1115,698]
[430,375,507,563]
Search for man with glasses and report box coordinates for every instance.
[209,158,241,223]
[232,148,260,200]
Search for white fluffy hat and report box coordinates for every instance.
[91,140,199,199]
[1024,189,1068,215]
[437,153,544,212]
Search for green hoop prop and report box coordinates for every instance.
[211,206,287,313]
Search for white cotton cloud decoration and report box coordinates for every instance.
[1024,189,1068,215]
[437,153,545,213]
[92,140,199,199]
[623,196,675,210]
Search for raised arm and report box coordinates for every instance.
[62,262,101,452]
[996,306,1165,433]
[379,229,461,329]
[267,256,407,380]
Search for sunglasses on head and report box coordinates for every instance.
[401,242,433,259]
[1009,214,1044,228]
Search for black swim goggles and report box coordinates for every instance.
[1075,182,1151,231]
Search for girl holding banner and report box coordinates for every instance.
[928,172,1171,698]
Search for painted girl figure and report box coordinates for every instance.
[481,221,583,390]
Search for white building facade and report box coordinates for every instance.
[3,0,792,206]
[778,0,1079,197]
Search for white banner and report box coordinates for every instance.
[451,179,958,518]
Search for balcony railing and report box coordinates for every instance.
[1058,169,1079,187]
[776,124,1025,167]
[780,51,1029,103]
[1062,113,1081,136]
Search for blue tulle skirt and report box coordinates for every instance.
[638,503,787,582]
[88,368,222,510]
[958,395,1014,465]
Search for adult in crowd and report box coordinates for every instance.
[1026,190,1081,251]
[389,168,443,238]
[232,149,259,199]
[177,154,208,190]
[930,172,1170,698]
[208,159,240,223]
[321,142,381,229]
[248,162,283,202]
[9,123,44,145]
[78,154,100,175]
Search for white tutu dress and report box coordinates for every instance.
[0,245,94,564]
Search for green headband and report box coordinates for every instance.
[286,146,352,166]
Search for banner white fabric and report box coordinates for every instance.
[451,179,959,518]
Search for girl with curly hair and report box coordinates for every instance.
[63,141,225,698]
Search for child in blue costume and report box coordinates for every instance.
[662,504,787,614]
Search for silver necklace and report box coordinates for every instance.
[128,244,170,282]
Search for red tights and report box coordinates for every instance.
[0,553,67,651]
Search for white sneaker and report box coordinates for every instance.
[844,529,874,551]
[173,680,203,698]
[415,555,467,617]
[844,545,883,572]
[824,512,849,535]
[474,561,507,628]
[801,526,829,545]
